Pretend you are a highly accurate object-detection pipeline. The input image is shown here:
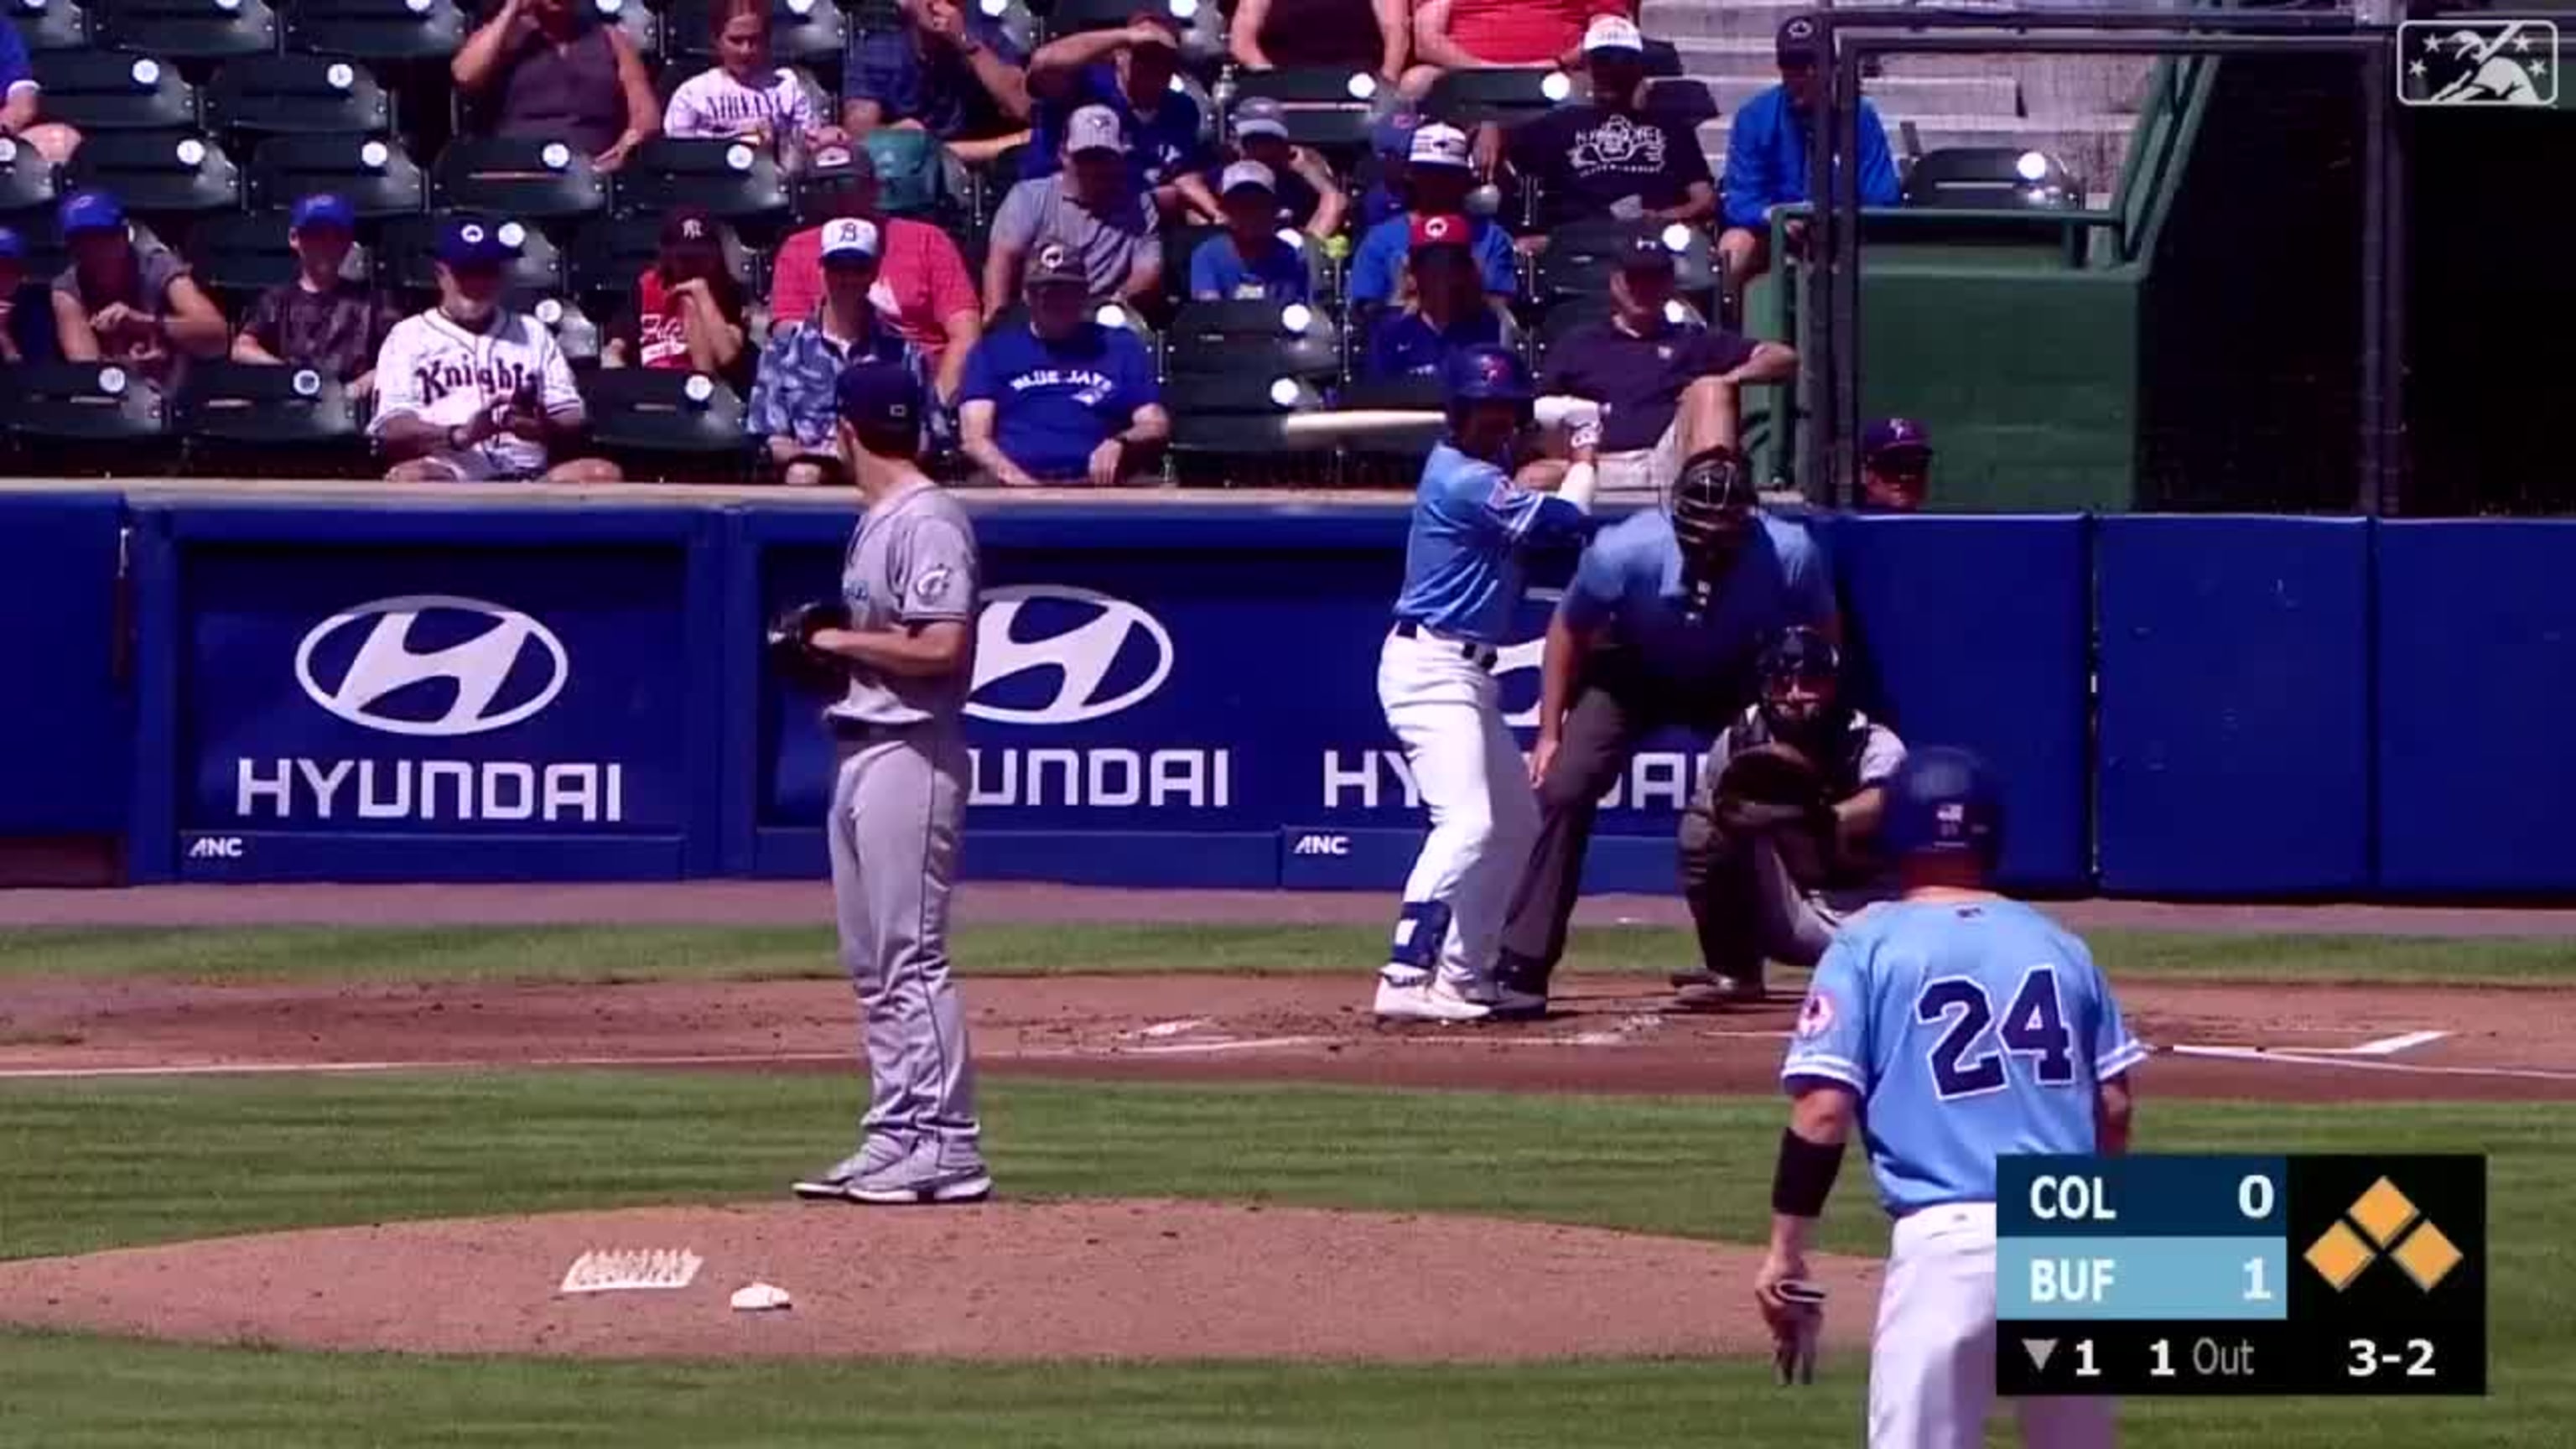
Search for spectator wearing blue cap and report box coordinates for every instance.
[1859,417,1930,512]
[232,195,401,402]
[958,242,1168,487]
[369,216,621,482]
[0,226,59,365]
[49,191,229,387]
[749,218,919,486]
[0,19,78,166]
[1719,13,1899,309]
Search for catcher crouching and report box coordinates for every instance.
[1673,626,1906,1009]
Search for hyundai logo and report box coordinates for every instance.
[294,595,569,738]
[969,585,1174,725]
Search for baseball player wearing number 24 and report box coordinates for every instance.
[1373,345,1602,1022]
[787,361,992,1207]
[1760,747,2147,1447]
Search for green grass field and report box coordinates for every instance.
[0,924,2563,1446]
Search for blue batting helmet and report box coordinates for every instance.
[1443,345,1534,407]
[1881,745,2004,865]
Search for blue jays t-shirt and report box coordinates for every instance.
[1559,511,1835,689]
[1393,442,1592,644]
[959,320,1160,480]
[1363,308,1504,380]
[1781,897,2148,1218]
[1188,233,1311,304]
[1025,64,1209,190]
[1345,214,1519,306]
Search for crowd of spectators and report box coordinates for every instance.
[0,0,1934,504]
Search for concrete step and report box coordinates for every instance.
[1642,0,1812,43]
[1690,72,2023,117]
[1695,114,2139,192]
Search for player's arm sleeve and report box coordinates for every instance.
[893,518,978,622]
[1467,461,1588,548]
[366,326,423,434]
[1856,724,1907,785]
[2081,948,2151,1081]
[1780,938,1872,1094]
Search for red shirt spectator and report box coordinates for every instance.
[1423,0,1630,70]
[768,148,983,400]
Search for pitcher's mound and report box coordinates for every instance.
[0,1199,1881,1362]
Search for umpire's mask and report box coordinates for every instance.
[1670,449,1758,618]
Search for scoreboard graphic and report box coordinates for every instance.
[1996,1156,2486,1395]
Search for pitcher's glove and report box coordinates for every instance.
[766,599,850,695]
[1712,742,1840,885]
[1768,1280,1826,1385]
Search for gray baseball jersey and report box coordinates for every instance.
[828,481,980,728]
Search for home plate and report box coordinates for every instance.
[1135,1019,1211,1040]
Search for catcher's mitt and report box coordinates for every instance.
[1712,741,1840,883]
[766,599,850,696]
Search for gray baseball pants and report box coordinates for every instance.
[828,725,981,1161]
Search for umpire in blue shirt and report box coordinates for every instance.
[1492,448,1840,1017]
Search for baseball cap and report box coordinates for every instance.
[0,225,25,262]
[1232,96,1290,143]
[1407,122,1472,171]
[818,216,881,265]
[290,193,356,231]
[660,205,719,250]
[1777,12,1821,65]
[1618,222,1683,271]
[1067,103,1129,155]
[1220,159,1277,197]
[1024,240,1088,289]
[1409,212,1472,252]
[59,190,124,236]
[435,214,522,267]
[1583,15,1646,55]
[1371,105,1422,159]
[1862,417,1933,462]
[834,359,922,431]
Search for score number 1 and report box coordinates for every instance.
[2241,1172,2276,1304]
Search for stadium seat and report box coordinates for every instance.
[0,205,66,277]
[434,137,609,222]
[612,138,789,227]
[1639,76,1720,131]
[247,132,427,218]
[67,132,244,219]
[530,295,604,366]
[0,134,61,216]
[1159,223,1337,305]
[91,0,281,60]
[985,297,1156,347]
[377,212,565,299]
[0,361,170,457]
[1330,372,1444,484]
[664,0,841,78]
[1532,217,1715,301]
[1424,67,1572,128]
[580,366,752,480]
[188,210,377,304]
[1164,299,1340,381]
[567,213,752,310]
[1903,147,2084,210]
[581,0,658,65]
[208,55,394,138]
[30,52,200,133]
[171,360,369,475]
[1162,371,1325,487]
[284,0,470,64]
[1228,68,1384,151]
[8,0,93,52]
[1529,293,1706,367]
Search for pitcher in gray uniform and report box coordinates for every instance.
[789,361,992,1206]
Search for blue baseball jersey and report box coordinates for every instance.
[1781,897,2150,1218]
[1558,511,1834,690]
[1391,443,1591,644]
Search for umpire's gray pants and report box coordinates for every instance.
[828,726,980,1156]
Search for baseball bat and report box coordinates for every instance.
[1277,409,1446,440]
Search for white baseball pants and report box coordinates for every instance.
[1872,1202,2117,1449]
[1375,626,1537,989]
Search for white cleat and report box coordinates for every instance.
[1374,977,1493,1022]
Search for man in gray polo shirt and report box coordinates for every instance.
[789,360,991,1207]
[983,102,1161,316]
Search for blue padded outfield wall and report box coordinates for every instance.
[0,488,2566,896]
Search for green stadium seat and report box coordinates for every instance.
[208,55,393,138]
[1164,370,1325,487]
[0,133,60,216]
[1533,217,1715,302]
[580,0,658,65]
[0,361,171,453]
[1903,147,2085,211]
[1425,67,1573,129]
[612,138,789,227]
[92,0,281,61]
[567,212,751,310]
[30,52,200,132]
[67,132,244,220]
[284,0,470,62]
[7,0,93,52]
[247,132,426,218]
[580,366,752,480]
[377,211,564,299]
[434,137,609,223]
[172,360,369,475]
[1165,299,1340,381]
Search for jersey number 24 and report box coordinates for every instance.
[1915,967,2075,1099]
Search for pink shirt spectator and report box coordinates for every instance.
[768,216,977,361]
[1447,0,1629,67]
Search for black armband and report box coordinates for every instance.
[1770,1128,1844,1218]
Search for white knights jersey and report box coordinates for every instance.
[369,307,584,478]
